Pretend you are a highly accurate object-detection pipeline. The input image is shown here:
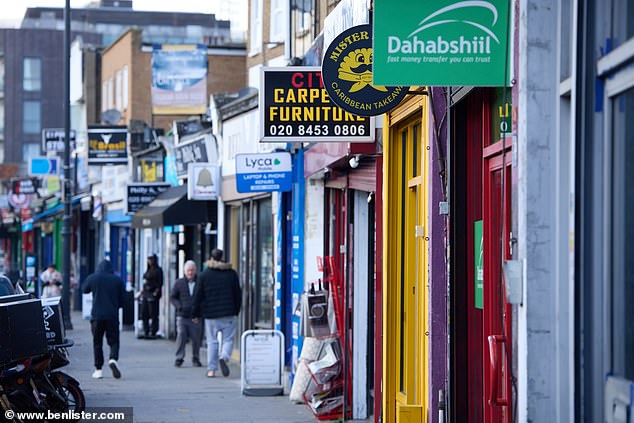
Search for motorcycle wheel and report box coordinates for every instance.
[49,378,85,422]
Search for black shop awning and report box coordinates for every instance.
[132,185,216,228]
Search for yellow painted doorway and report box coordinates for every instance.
[382,93,430,423]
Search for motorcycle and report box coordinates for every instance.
[0,340,85,422]
[0,278,85,422]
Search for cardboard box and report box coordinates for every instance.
[0,298,48,364]
[41,296,66,345]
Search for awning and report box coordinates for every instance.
[31,196,83,222]
[132,185,216,228]
[105,208,131,224]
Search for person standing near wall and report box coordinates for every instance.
[192,249,241,378]
[138,254,163,339]
[170,260,202,367]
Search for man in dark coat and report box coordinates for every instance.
[170,260,202,367]
[192,249,241,378]
[83,259,126,380]
[139,254,163,338]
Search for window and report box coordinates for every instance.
[122,65,129,110]
[612,0,634,49]
[109,78,115,110]
[23,101,41,134]
[293,0,313,32]
[0,58,5,92]
[22,143,40,161]
[115,70,122,111]
[23,58,41,91]
[102,81,107,112]
[249,0,262,54]
[559,0,572,80]
[270,0,286,43]
[610,86,634,380]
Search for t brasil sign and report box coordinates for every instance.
[373,0,511,86]
[323,24,408,116]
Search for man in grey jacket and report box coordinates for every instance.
[170,260,202,367]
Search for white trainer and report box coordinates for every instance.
[109,359,122,379]
[92,369,103,379]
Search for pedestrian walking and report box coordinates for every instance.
[192,249,241,378]
[170,260,202,367]
[83,259,126,380]
[40,263,62,298]
[138,254,163,339]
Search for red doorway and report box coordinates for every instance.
[482,144,513,423]
[450,88,513,423]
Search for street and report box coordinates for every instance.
[64,312,315,423]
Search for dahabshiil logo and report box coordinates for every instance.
[388,1,502,55]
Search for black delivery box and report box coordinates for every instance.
[0,294,31,304]
[0,298,48,364]
[41,296,66,345]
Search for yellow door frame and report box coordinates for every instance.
[382,92,430,423]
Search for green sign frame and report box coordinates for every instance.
[373,0,511,86]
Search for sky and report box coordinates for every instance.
[3,0,247,32]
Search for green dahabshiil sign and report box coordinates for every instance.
[373,0,511,87]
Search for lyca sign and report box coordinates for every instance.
[235,152,292,193]
[373,0,510,86]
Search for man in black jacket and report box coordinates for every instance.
[83,259,126,380]
[192,249,241,378]
[170,260,202,367]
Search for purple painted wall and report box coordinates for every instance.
[428,87,448,422]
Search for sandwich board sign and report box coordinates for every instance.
[241,330,284,396]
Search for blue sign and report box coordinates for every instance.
[29,157,59,175]
[235,152,293,193]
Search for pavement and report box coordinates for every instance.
[63,311,317,423]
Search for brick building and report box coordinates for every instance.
[100,28,246,132]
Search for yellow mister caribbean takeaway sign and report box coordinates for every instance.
[322,24,409,116]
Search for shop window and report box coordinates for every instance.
[256,198,274,326]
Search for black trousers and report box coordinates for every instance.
[91,319,119,370]
[141,298,159,336]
